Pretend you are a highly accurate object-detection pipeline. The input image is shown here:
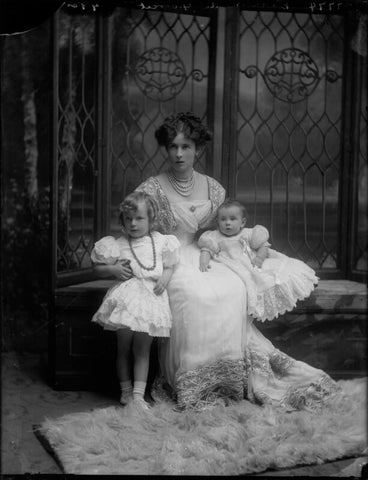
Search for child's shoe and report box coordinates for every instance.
[120,393,133,406]
[132,397,151,410]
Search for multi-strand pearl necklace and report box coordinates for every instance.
[128,233,157,271]
[167,169,195,197]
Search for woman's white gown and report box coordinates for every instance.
[159,200,338,410]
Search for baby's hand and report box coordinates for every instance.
[252,256,264,268]
[199,260,210,272]
[154,276,168,295]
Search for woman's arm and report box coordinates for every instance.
[93,260,132,281]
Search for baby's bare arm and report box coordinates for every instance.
[253,245,269,268]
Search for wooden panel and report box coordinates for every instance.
[50,279,367,389]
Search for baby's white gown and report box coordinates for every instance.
[160,200,338,410]
[198,228,319,322]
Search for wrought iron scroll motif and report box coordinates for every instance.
[243,47,340,103]
[132,47,206,101]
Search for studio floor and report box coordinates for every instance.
[1,351,367,477]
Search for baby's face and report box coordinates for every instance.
[217,206,246,236]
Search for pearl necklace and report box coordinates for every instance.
[167,169,195,197]
[128,233,157,271]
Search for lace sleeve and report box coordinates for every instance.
[198,230,220,255]
[135,177,177,234]
[162,234,181,267]
[90,236,120,265]
[249,225,270,250]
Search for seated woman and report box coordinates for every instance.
[135,111,338,411]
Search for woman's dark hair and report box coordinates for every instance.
[217,198,248,219]
[118,191,158,231]
[155,112,212,147]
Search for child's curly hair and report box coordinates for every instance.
[118,191,158,231]
[155,112,212,147]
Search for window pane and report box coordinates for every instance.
[236,11,343,271]
[108,8,213,235]
[57,11,97,273]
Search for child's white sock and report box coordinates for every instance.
[120,380,133,405]
[133,381,146,401]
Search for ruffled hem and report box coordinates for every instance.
[248,267,318,322]
[93,313,171,337]
[92,279,172,337]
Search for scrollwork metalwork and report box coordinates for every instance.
[192,69,204,81]
[326,69,339,83]
[243,48,328,103]
[264,48,319,103]
[244,65,259,78]
[133,47,187,101]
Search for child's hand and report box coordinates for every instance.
[113,260,133,281]
[154,276,169,295]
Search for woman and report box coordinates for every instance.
[135,112,338,410]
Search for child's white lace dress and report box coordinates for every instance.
[91,231,180,336]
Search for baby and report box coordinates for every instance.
[198,198,318,322]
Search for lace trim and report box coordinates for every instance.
[248,272,318,322]
[269,349,296,374]
[199,176,226,229]
[283,374,340,411]
[175,358,247,410]
[248,347,339,410]
[136,175,226,234]
[136,177,177,234]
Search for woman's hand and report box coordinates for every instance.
[112,260,133,281]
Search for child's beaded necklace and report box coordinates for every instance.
[128,233,157,271]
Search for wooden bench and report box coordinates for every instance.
[49,279,367,390]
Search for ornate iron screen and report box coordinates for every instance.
[107,7,217,236]
[231,10,362,275]
[53,5,367,284]
[54,11,98,284]
[53,6,216,282]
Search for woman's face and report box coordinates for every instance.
[123,202,150,239]
[166,132,198,175]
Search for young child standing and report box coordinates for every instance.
[198,198,318,322]
[91,191,180,409]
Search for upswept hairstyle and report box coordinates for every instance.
[217,198,248,220]
[154,112,212,147]
[118,191,158,231]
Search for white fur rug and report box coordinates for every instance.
[37,378,367,475]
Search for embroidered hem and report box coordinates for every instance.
[174,358,247,410]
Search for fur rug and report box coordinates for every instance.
[37,378,367,475]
